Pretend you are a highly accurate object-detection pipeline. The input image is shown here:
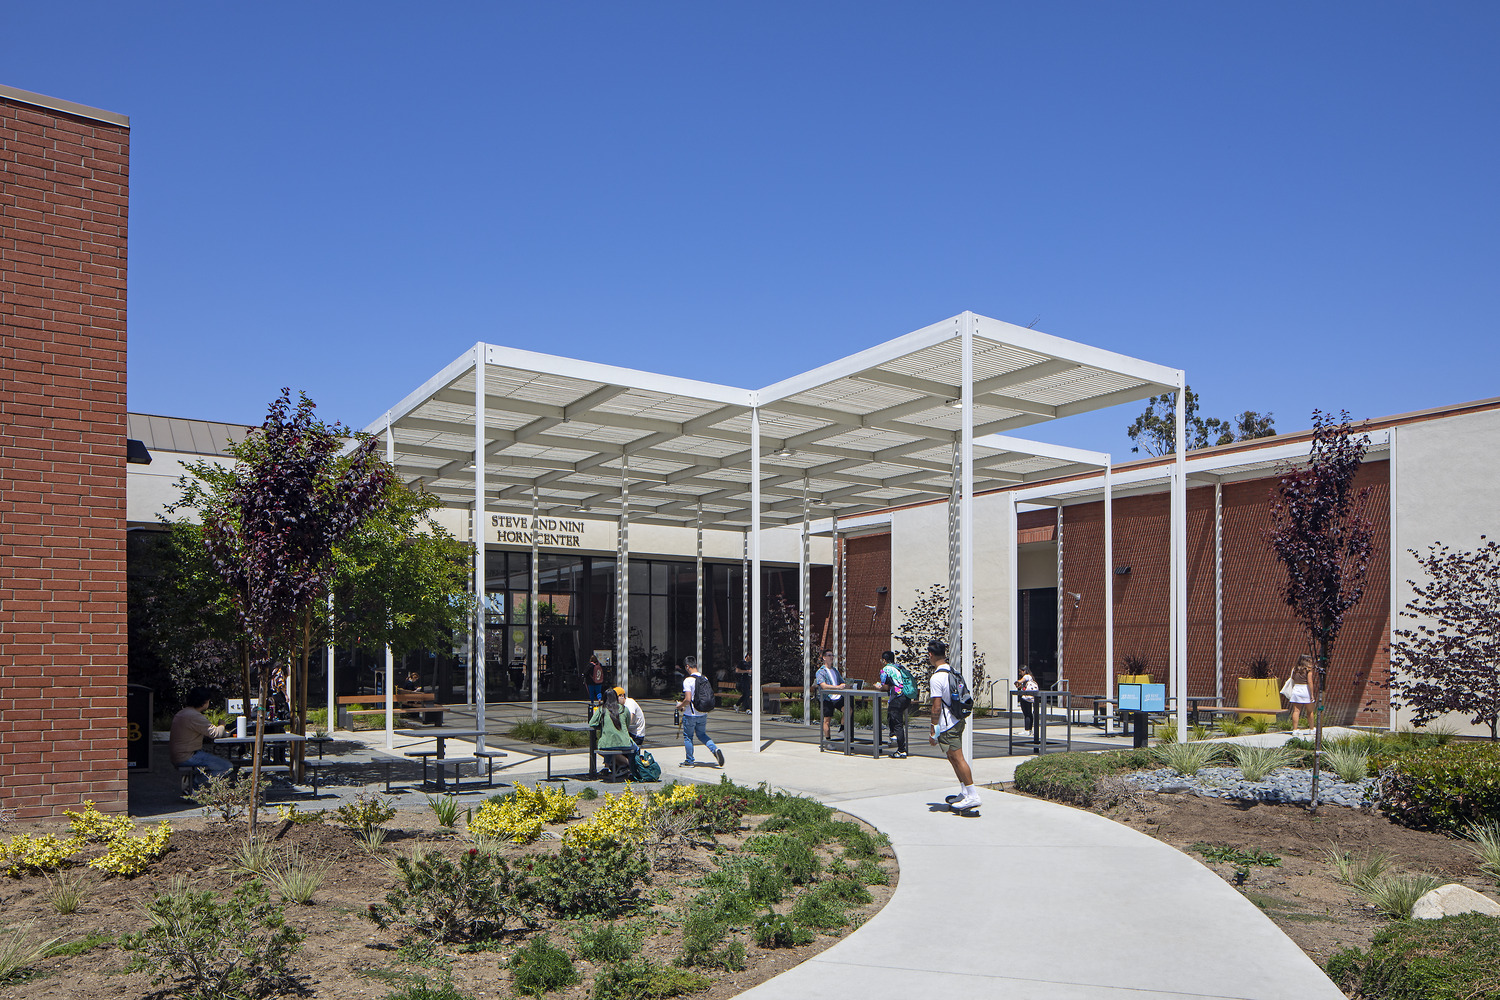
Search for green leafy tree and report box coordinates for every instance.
[1127,386,1276,455]
[892,584,987,700]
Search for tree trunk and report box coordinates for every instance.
[1309,635,1330,814]
[291,610,311,782]
[240,640,252,718]
[248,653,271,840]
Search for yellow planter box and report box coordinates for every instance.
[1118,674,1151,687]
[1237,678,1283,721]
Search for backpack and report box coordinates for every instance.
[691,674,715,713]
[934,667,974,720]
[634,749,661,782]
[893,665,917,700]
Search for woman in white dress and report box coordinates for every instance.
[1286,654,1316,730]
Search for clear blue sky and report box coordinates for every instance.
[6,3,1497,453]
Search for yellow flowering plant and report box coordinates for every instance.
[563,789,647,851]
[0,833,83,876]
[88,821,172,877]
[62,801,134,843]
[468,783,579,844]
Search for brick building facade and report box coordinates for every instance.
[0,85,130,818]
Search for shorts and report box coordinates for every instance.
[821,699,841,717]
[937,717,966,752]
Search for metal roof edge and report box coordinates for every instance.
[0,83,129,127]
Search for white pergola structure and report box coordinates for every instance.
[348,311,1184,751]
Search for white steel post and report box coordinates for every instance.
[1172,372,1188,742]
[1214,480,1223,705]
[801,477,811,726]
[385,414,396,750]
[325,593,335,733]
[831,512,840,673]
[474,347,488,750]
[1056,506,1064,686]
[750,406,763,749]
[617,458,630,699]
[1005,490,1019,695]
[530,485,539,721]
[960,313,976,761]
[1104,461,1114,703]
[741,533,749,664]
[695,502,704,687]
[1387,426,1400,730]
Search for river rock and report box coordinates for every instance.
[1412,883,1500,920]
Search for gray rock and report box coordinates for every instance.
[1412,883,1500,920]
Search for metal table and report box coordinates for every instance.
[210,733,331,794]
[394,727,494,790]
[821,689,891,758]
[553,723,600,778]
[1006,686,1073,755]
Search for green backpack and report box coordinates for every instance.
[889,664,916,699]
[634,749,661,782]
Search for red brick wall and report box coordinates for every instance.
[1058,462,1391,725]
[0,92,129,817]
[839,533,892,684]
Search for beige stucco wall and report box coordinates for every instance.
[1391,408,1500,736]
[126,451,234,524]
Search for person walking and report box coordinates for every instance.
[1286,654,1317,730]
[586,654,606,704]
[589,688,638,781]
[874,651,913,758]
[615,685,646,746]
[814,650,846,743]
[735,654,754,712]
[677,656,724,768]
[927,640,981,813]
[1016,667,1039,735]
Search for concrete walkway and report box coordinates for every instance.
[697,742,1346,1000]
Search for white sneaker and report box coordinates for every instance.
[952,792,982,811]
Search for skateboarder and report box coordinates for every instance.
[927,640,980,814]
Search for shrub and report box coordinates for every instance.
[592,957,710,1000]
[752,912,813,948]
[1151,741,1224,776]
[1461,821,1500,885]
[678,901,745,970]
[1375,741,1500,834]
[563,790,647,851]
[273,803,327,825]
[335,791,397,835]
[519,840,649,919]
[44,869,90,913]
[231,837,277,878]
[1327,847,1394,892]
[788,884,849,929]
[1328,914,1500,999]
[744,834,820,885]
[190,774,263,824]
[1012,752,1114,806]
[653,784,749,836]
[1353,872,1445,920]
[1244,714,1273,735]
[1217,719,1247,737]
[428,795,462,829]
[0,922,58,982]
[62,801,134,844]
[579,787,599,801]
[120,878,303,1000]
[263,846,327,905]
[0,833,82,876]
[572,922,642,963]
[701,855,789,906]
[369,847,533,947]
[851,858,889,886]
[1229,744,1300,782]
[470,785,578,844]
[1323,740,1371,783]
[509,936,578,996]
[89,820,172,876]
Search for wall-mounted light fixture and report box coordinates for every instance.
[771,447,795,459]
[875,586,889,594]
[1115,565,1131,576]
[944,399,964,409]
[825,591,834,599]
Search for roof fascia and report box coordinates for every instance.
[364,345,480,435]
[975,433,1110,469]
[484,344,753,407]
[971,314,1180,389]
[755,315,962,403]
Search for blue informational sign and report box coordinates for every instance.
[1118,683,1142,711]
[1140,684,1166,712]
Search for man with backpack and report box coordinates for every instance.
[875,650,914,758]
[676,656,724,768]
[927,639,980,813]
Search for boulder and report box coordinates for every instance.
[1411,883,1500,921]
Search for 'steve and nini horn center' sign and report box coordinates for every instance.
[492,514,586,548]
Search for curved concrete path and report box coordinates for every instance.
[702,743,1346,1000]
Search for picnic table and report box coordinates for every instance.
[200,733,331,795]
[393,727,504,791]
[552,723,600,778]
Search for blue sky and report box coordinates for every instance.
[5,3,1497,453]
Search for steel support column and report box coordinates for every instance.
[530,485,539,721]
[617,458,630,699]
[1104,461,1114,701]
[385,414,396,750]
[473,346,487,750]
[800,477,811,726]
[1056,505,1064,686]
[959,314,976,761]
[325,593,335,734]
[750,406,763,749]
[1172,372,1188,742]
[695,502,704,688]
[1214,480,1223,706]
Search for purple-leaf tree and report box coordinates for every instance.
[1265,410,1375,812]
[1390,536,1500,739]
[199,389,390,837]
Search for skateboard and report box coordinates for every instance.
[945,794,980,817]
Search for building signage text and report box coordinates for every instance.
[492,514,587,548]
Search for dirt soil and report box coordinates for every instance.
[0,797,895,1000]
[1015,785,1497,969]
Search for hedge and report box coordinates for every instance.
[1011,750,1155,807]
[1374,741,1500,834]
[1327,914,1500,1000]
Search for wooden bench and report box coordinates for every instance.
[337,694,444,728]
[760,684,806,714]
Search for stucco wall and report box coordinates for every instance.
[1392,408,1500,735]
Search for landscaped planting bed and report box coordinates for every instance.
[0,780,896,1000]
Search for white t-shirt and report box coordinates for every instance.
[929,666,959,733]
[623,696,646,737]
[815,665,842,702]
[683,675,706,717]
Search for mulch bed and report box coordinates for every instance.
[0,797,896,999]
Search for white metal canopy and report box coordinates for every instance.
[356,311,1188,750]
